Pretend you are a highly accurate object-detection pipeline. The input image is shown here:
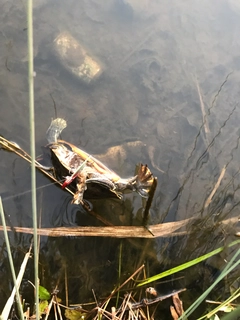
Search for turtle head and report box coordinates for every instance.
[46,118,67,143]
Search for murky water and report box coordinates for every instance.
[1,0,240,318]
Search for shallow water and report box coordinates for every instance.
[1,0,240,317]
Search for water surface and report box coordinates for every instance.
[1,0,240,317]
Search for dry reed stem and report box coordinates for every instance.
[104,264,145,311]
[45,295,55,320]
[53,299,57,320]
[1,246,32,320]
[78,266,146,320]
[0,218,192,238]
[119,293,132,320]
[111,306,116,319]
[64,266,69,307]
[93,307,115,320]
[195,78,210,137]
[56,297,63,320]
[96,307,115,320]
[204,165,226,209]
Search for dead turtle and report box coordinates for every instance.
[46,118,156,205]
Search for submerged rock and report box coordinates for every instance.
[53,31,103,84]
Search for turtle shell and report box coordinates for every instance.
[45,118,156,203]
[48,140,124,199]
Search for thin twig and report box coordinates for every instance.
[87,265,146,319]
[53,298,58,320]
[195,78,210,137]
[45,295,55,320]
[119,293,132,320]
[105,265,145,304]
[204,165,227,209]
[117,289,186,311]
[56,296,63,320]
[0,197,25,320]
[65,266,69,307]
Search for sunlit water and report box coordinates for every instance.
[1,0,240,317]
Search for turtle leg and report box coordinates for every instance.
[72,175,86,205]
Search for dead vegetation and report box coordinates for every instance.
[3,260,186,320]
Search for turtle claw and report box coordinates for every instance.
[35,164,54,171]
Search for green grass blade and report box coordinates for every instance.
[222,305,240,319]
[181,248,240,319]
[203,289,240,319]
[27,0,39,318]
[137,239,240,287]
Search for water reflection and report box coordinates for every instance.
[1,0,240,316]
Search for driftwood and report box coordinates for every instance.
[0,218,193,238]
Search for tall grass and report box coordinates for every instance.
[181,248,240,319]
[27,0,39,318]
